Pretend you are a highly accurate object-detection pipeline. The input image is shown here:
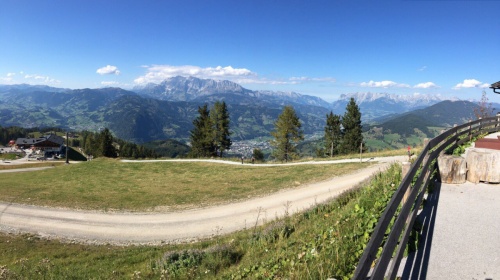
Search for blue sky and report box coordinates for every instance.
[1,0,499,101]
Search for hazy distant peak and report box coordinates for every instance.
[339,92,458,104]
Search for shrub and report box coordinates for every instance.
[252,149,265,162]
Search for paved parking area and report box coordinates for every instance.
[402,182,500,280]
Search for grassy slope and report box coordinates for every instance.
[0,154,19,161]
[0,162,65,170]
[0,158,370,211]
[0,164,402,280]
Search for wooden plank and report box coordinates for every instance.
[387,167,432,279]
[371,156,432,278]
[353,146,430,279]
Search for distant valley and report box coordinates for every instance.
[0,76,489,149]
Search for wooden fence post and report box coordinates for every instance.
[402,161,411,204]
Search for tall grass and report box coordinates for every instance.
[216,163,402,280]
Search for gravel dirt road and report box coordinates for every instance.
[0,156,404,245]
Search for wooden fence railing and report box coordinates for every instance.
[352,115,500,280]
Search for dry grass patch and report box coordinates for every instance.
[0,158,371,211]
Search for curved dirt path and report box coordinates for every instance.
[0,156,404,245]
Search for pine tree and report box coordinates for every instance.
[210,101,232,157]
[189,104,214,158]
[84,133,96,157]
[324,112,342,157]
[270,106,304,162]
[341,98,363,154]
[98,128,116,157]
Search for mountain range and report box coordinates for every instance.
[330,92,456,121]
[0,76,487,144]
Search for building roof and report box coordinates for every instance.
[491,81,500,94]
[15,134,64,147]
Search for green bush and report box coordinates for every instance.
[252,148,265,162]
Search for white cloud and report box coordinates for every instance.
[0,77,13,83]
[134,65,254,84]
[414,82,439,89]
[418,66,427,72]
[23,74,61,85]
[453,79,489,89]
[360,80,410,88]
[233,77,288,85]
[97,65,120,75]
[289,76,336,84]
[134,65,336,88]
[0,73,16,83]
[101,81,119,86]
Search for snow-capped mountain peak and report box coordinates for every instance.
[338,92,455,104]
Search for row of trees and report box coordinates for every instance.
[323,98,363,157]
[79,129,156,159]
[270,98,363,161]
[189,97,363,162]
[80,129,117,158]
[189,101,232,158]
[0,126,65,145]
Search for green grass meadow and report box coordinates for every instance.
[0,163,403,279]
[0,158,370,211]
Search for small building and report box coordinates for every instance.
[491,81,500,94]
[15,134,65,152]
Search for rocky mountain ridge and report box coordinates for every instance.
[133,76,331,108]
[0,78,474,144]
[133,76,461,118]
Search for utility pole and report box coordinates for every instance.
[65,132,69,164]
[360,142,363,163]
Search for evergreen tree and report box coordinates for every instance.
[270,106,304,162]
[210,101,232,157]
[84,133,96,157]
[324,111,342,157]
[98,128,117,157]
[189,104,214,157]
[341,98,363,154]
[120,142,132,158]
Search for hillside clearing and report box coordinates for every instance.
[0,158,371,211]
